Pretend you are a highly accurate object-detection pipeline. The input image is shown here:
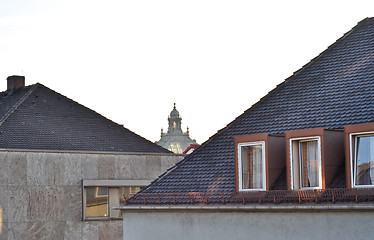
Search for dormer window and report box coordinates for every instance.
[286,128,344,190]
[345,123,374,188]
[352,134,374,186]
[289,137,322,189]
[238,142,266,191]
[235,133,285,192]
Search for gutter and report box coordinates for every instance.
[115,204,374,212]
[0,148,184,156]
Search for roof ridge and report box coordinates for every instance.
[0,83,39,127]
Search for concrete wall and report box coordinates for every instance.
[0,150,183,240]
[123,208,374,240]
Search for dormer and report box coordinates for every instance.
[285,128,344,190]
[234,133,285,192]
[344,122,374,188]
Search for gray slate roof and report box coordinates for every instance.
[0,83,171,153]
[142,17,374,193]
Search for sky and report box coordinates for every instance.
[1,0,374,144]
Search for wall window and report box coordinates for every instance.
[350,133,374,187]
[82,180,150,220]
[85,186,109,217]
[238,141,266,191]
[290,137,322,190]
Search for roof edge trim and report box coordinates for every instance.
[0,148,183,156]
[117,204,374,212]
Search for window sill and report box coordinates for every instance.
[83,217,123,221]
[352,185,374,188]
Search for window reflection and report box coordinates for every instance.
[85,186,108,217]
[355,135,374,185]
[120,186,141,200]
[119,186,141,217]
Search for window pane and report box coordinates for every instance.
[355,136,374,185]
[241,144,263,189]
[299,140,320,188]
[86,187,108,217]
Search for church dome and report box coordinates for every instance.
[156,103,198,154]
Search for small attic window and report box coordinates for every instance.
[289,137,322,190]
[237,141,266,191]
[350,132,374,187]
[286,128,344,190]
[235,133,285,192]
[345,123,374,188]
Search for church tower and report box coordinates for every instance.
[168,103,182,133]
[156,104,198,154]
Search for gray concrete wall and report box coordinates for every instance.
[123,209,374,240]
[0,151,183,240]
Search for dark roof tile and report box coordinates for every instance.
[0,83,171,154]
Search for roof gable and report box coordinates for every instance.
[0,83,171,153]
[141,17,374,193]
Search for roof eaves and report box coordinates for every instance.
[118,203,374,211]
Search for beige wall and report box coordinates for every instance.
[0,150,183,240]
[123,208,374,240]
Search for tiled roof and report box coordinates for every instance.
[0,83,171,153]
[142,17,374,193]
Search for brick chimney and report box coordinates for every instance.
[7,75,25,91]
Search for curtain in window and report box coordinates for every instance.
[252,145,263,189]
[300,140,319,188]
[241,147,250,189]
[356,136,374,185]
[241,145,263,189]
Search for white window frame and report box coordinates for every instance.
[289,136,322,190]
[350,131,374,188]
[238,141,266,191]
[82,179,151,220]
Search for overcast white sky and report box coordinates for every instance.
[1,0,374,144]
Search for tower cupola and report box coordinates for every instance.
[156,103,198,154]
[168,103,182,133]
